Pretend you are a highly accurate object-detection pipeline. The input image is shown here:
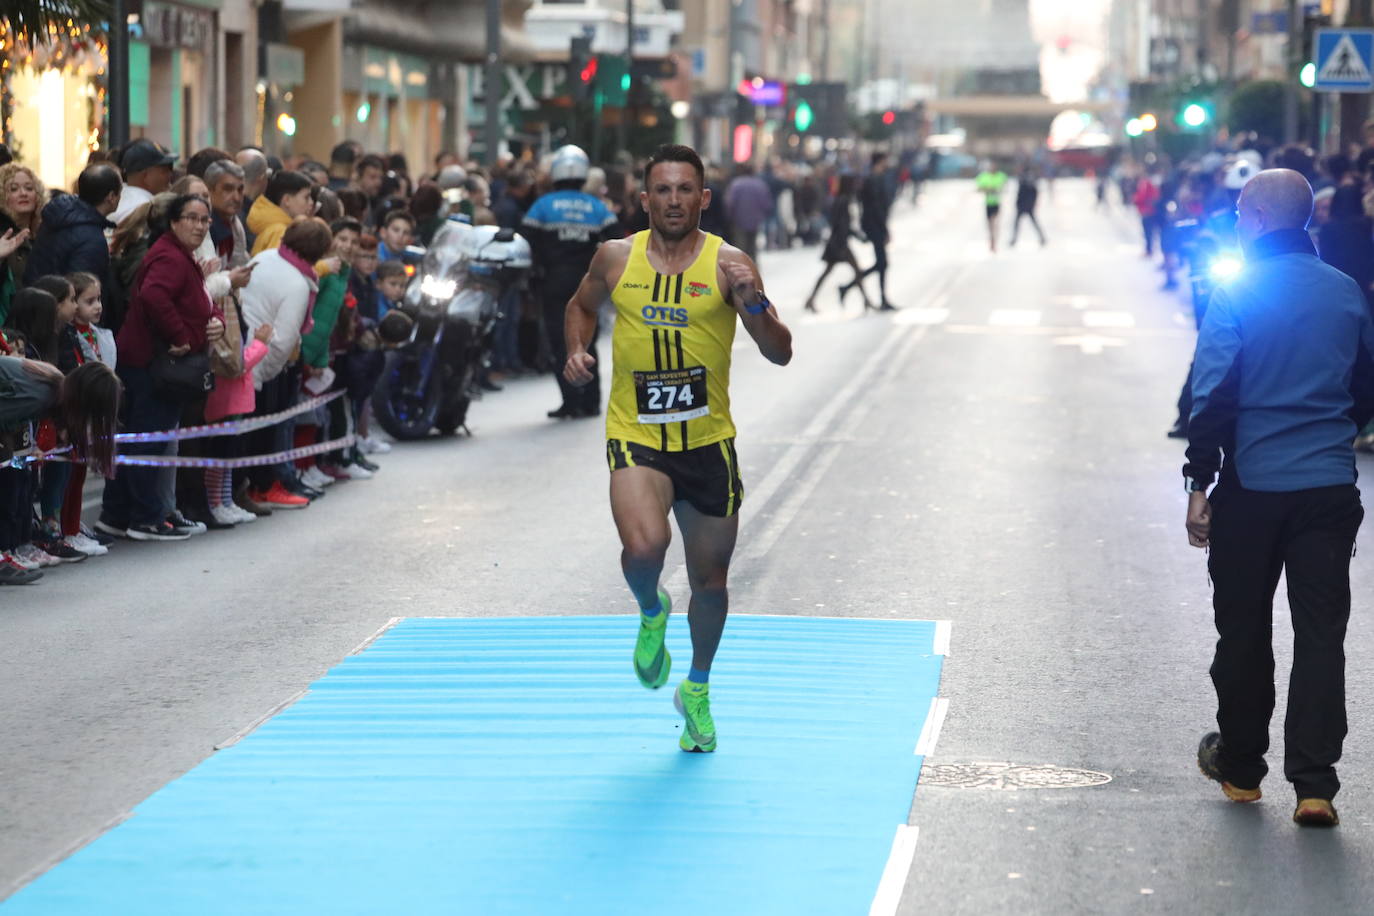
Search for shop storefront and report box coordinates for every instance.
[136,0,220,155]
[343,45,445,171]
[0,21,108,192]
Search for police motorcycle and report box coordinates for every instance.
[1177,157,1256,326]
[372,220,531,439]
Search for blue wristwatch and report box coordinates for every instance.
[745,293,773,316]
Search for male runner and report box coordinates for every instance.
[974,161,1008,253]
[563,144,793,752]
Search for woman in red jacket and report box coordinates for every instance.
[97,194,226,542]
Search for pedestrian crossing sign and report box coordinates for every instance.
[1313,29,1374,92]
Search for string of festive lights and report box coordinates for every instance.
[0,19,108,153]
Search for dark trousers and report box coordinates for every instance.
[732,224,759,262]
[1142,216,1157,255]
[542,295,599,413]
[247,369,299,490]
[1207,480,1364,800]
[0,466,32,550]
[1009,209,1046,245]
[101,366,183,528]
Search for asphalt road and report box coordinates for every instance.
[3,179,1373,913]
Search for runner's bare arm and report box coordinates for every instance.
[564,240,631,386]
[718,246,792,366]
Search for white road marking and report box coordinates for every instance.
[1082,310,1136,328]
[664,322,919,595]
[869,824,920,916]
[933,619,952,656]
[1053,294,1103,310]
[892,307,950,326]
[738,324,929,565]
[913,697,950,756]
[1052,334,1127,355]
[988,309,1041,327]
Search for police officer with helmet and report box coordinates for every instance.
[523,146,619,418]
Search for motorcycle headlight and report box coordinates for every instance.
[420,274,458,301]
[1209,256,1243,281]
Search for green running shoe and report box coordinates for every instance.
[633,588,672,689]
[674,680,717,752]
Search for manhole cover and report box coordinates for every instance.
[920,763,1112,789]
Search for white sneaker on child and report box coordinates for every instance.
[63,534,108,557]
[301,466,335,489]
[360,435,392,454]
[15,544,58,568]
[7,549,41,570]
[229,504,258,524]
[342,462,374,480]
[210,505,242,527]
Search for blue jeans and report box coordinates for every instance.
[101,366,183,528]
[491,286,524,372]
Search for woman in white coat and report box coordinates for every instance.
[236,217,333,508]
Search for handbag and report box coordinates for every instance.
[149,343,214,400]
[209,294,245,379]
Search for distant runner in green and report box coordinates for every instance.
[975,162,1009,253]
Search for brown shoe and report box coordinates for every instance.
[1293,798,1339,827]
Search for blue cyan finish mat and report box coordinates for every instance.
[5,615,944,915]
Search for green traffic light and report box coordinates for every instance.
[621,73,631,92]
[1182,103,1209,128]
[1300,62,1317,88]
[794,100,814,132]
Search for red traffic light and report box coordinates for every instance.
[882,110,896,126]
[580,57,599,83]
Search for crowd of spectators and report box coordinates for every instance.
[0,131,900,585]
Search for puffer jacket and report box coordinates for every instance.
[23,194,114,297]
[247,196,291,256]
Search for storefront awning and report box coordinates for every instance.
[346,0,535,63]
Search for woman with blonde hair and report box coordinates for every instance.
[0,163,45,321]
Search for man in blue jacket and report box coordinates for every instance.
[24,164,122,303]
[1185,168,1374,827]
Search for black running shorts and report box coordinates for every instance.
[606,438,744,518]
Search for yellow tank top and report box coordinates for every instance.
[606,230,737,452]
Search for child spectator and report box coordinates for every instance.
[348,234,379,322]
[26,275,90,562]
[0,288,59,574]
[374,259,407,320]
[0,357,120,582]
[69,272,116,368]
[248,170,316,256]
[376,210,414,262]
[204,320,273,526]
[51,272,117,555]
[295,217,360,489]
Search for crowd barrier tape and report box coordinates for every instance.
[5,390,350,470]
[115,391,345,443]
[113,435,356,469]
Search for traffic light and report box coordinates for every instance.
[597,54,629,107]
[1179,102,1211,129]
[881,110,896,126]
[794,99,814,132]
[568,36,595,102]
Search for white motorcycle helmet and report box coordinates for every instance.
[550,145,591,184]
[1223,159,1258,191]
